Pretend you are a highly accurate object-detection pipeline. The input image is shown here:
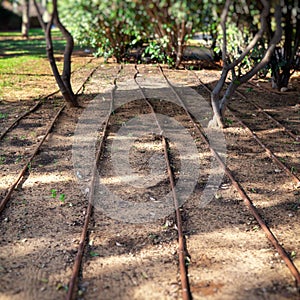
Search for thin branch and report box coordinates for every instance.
[239,4,282,83]
[33,0,46,32]
[220,0,231,66]
[226,0,270,70]
[291,0,300,67]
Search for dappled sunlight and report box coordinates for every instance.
[22,173,75,188]
[255,127,288,135]
[81,241,178,298]
[223,125,248,135]
[0,172,75,190]
[87,244,176,268]
[1,237,45,257]
[187,226,299,297]
[99,173,167,186]
[0,293,17,300]
[1,35,299,298]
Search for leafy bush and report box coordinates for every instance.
[59,0,148,62]
[59,0,204,66]
[139,0,202,67]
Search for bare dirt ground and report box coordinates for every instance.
[0,59,300,300]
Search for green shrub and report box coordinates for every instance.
[59,0,205,66]
[59,0,148,62]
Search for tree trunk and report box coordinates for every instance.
[175,20,187,68]
[270,0,299,90]
[43,0,78,107]
[210,68,229,128]
[53,14,75,100]
[209,0,282,128]
[21,0,30,39]
[33,0,46,32]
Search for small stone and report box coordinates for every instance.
[280,87,288,92]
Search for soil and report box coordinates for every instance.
[0,58,300,300]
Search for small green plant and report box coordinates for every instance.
[90,251,100,257]
[225,118,233,125]
[51,189,57,198]
[291,166,297,174]
[0,156,5,164]
[291,251,297,260]
[59,194,66,203]
[56,283,68,291]
[15,155,22,164]
[245,87,253,93]
[51,189,67,204]
[0,112,8,119]
[185,256,191,266]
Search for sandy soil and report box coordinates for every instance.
[0,61,300,300]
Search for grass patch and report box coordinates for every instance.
[0,28,66,58]
[0,31,22,37]
[0,28,87,101]
[0,29,63,100]
[0,55,49,73]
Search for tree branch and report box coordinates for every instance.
[33,0,46,32]
[45,1,78,107]
[210,0,282,128]
[220,0,231,66]
[238,4,282,84]
[53,2,75,99]
[227,0,270,70]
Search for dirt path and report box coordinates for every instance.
[0,64,299,300]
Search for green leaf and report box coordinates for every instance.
[51,189,57,198]
[225,118,233,125]
[59,194,66,203]
[291,251,297,259]
[90,251,100,257]
[0,112,8,119]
